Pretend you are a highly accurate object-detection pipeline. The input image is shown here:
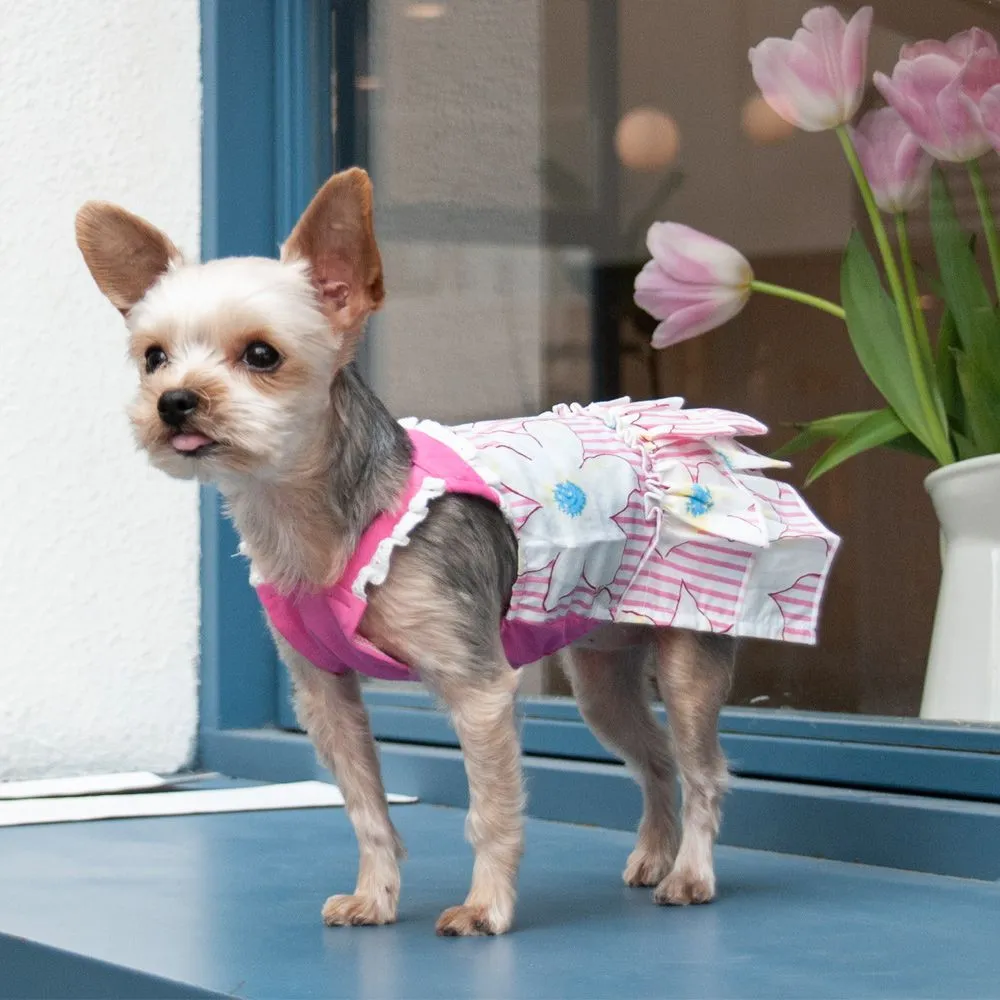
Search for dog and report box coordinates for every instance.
[74,167,837,936]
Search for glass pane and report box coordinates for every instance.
[344,0,1000,716]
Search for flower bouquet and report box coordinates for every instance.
[633,7,1000,721]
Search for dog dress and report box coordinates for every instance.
[254,397,840,681]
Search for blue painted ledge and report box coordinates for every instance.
[354,688,1000,801]
[201,730,1000,881]
[2,796,1000,999]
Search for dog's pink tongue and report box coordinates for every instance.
[172,433,213,453]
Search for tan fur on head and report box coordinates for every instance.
[281,167,384,363]
[75,202,181,314]
[73,169,388,592]
[71,174,384,478]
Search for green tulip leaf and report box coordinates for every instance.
[954,350,1000,455]
[930,169,1000,390]
[934,306,963,426]
[883,433,935,460]
[953,430,980,462]
[805,408,918,485]
[771,410,880,459]
[777,408,935,467]
[840,231,942,456]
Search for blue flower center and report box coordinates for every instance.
[686,483,714,518]
[553,480,587,517]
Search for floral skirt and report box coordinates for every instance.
[409,397,840,656]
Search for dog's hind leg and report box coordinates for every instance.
[652,629,735,905]
[565,643,679,887]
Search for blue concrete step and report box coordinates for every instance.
[1,798,998,998]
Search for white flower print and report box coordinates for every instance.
[477,420,640,611]
[672,582,715,632]
[657,458,770,548]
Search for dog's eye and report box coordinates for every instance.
[242,341,282,372]
[144,346,168,374]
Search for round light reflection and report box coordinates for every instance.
[741,94,796,145]
[614,107,680,172]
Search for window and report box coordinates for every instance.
[200,2,1000,806]
[350,0,1000,718]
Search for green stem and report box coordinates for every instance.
[967,157,1000,303]
[750,280,846,318]
[836,126,952,464]
[893,213,935,375]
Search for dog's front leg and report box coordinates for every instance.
[424,663,524,937]
[276,633,405,926]
[360,492,523,935]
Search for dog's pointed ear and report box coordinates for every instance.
[281,167,384,358]
[75,202,181,315]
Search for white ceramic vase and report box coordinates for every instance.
[920,454,1000,723]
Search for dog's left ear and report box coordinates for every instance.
[282,167,384,359]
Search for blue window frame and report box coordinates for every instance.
[201,0,363,738]
[199,0,1000,881]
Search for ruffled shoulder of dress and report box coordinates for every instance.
[399,417,511,515]
[349,472,448,599]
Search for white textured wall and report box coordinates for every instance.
[0,1,201,779]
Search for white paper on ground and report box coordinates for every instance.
[0,781,417,827]
[0,771,213,800]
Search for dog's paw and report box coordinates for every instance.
[623,844,675,887]
[653,868,716,906]
[322,893,396,927]
[435,903,511,937]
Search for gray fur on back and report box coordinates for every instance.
[329,364,412,541]
[334,365,518,648]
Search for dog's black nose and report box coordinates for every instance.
[158,389,199,427]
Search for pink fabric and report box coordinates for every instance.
[256,431,500,681]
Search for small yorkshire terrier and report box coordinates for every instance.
[75,168,836,936]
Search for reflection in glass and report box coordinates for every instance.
[347,0,1000,716]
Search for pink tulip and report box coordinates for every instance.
[980,84,1000,152]
[851,108,933,213]
[874,28,1000,162]
[634,223,753,349]
[748,6,873,132]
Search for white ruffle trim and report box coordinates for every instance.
[350,473,448,600]
[399,417,513,525]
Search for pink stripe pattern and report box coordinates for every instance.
[421,396,840,649]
